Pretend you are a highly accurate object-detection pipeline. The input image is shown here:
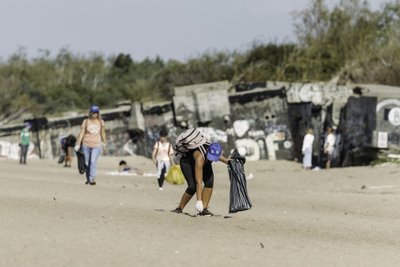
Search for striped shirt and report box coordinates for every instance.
[174,128,211,159]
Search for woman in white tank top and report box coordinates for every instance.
[152,129,174,191]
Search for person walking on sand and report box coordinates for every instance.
[324,127,336,169]
[152,129,174,191]
[171,128,229,216]
[75,105,107,185]
[302,128,314,170]
[19,122,31,165]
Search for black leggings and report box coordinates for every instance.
[158,164,166,187]
[20,144,29,164]
[180,155,214,196]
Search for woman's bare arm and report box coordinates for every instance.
[193,150,205,201]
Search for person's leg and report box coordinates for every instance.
[22,145,28,164]
[202,187,213,209]
[161,161,171,187]
[157,160,164,190]
[175,192,193,211]
[19,145,23,164]
[164,161,171,175]
[64,148,69,167]
[202,162,214,210]
[88,147,102,183]
[305,149,312,169]
[325,153,330,169]
[82,146,91,183]
[158,163,167,189]
[326,159,331,169]
[66,147,73,167]
[172,157,195,211]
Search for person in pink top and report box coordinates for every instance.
[152,129,174,191]
[75,105,107,185]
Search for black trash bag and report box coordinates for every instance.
[227,149,252,213]
[75,150,87,174]
[57,154,65,164]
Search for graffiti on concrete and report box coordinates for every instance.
[0,141,38,160]
[198,127,228,143]
[373,98,400,148]
[286,83,352,105]
[286,83,353,128]
[226,119,292,161]
[376,99,400,112]
[2,81,400,168]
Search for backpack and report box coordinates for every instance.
[174,128,208,155]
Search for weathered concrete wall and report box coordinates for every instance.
[228,88,293,160]
[0,104,135,160]
[173,81,231,128]
[2,81,400,167]
[339,96,377,166]
[373,97,400,149]
[140,101,177,157]
[287,103,323,164]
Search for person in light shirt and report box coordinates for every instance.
[75,105,107,185]
[324,127,336,169]
[152,129,174,191]
[301,128,314,170]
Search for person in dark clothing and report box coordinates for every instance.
[171,128,229,216]
[62,134,76,167]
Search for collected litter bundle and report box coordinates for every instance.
[227,150,252,213]
[165,164,185,185]
[57,154,65,164]
[75,150,86,174]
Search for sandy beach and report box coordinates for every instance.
[1,155,399,267]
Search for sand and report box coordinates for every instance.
[0,155,400,267]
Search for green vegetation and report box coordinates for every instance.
[372,151,400,165]
[1,0,399,122]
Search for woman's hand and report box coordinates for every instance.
[195,200,204,213]
[220,156,230,164]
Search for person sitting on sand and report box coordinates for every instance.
[118,160,143,175]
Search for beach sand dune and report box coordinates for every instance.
[1,156,399,267]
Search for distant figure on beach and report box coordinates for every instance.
[75,105,107,185]
[19,122,31,165]
[152,129,174,191]
[302,128,314,170]
[118,160,143,175]
[118,160,131,172]
[324,127,336,169]
[171,128,229,216]
[62,134,76,168]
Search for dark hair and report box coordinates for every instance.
[119,160,127,166]
[159,129,168,138]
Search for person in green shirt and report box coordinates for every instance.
[19,122,31,164]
